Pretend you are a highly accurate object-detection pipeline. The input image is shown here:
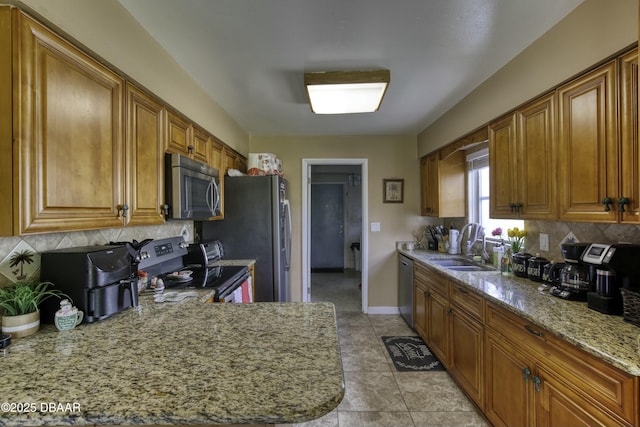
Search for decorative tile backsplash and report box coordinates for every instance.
[0,222,193,286]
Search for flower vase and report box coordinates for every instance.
[501,248,513,276]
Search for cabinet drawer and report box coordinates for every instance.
[449,283,483,321]
[414,263,448,296]
[485,301,549,355]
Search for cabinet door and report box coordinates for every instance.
[413,280,428,341]
[166,110,192,156]
[558,61,618,222]
[420,153,439,216]
[484,330,535,427]
[209,138,225,171]
[15,13,125,234]
[619,49,639,223]
[125,83,165,226]
[449,307,483,409]
[426,289,450,367]
[224,149,238,175]
[516,92,557,219]
[192,127,209,165]
[535,364,629,427]
[489,114,519,218]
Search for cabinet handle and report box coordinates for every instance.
[524,325,544,338]
[424,291,430,298]
[515,202,522,212]
[602,197,613,212]
[457,287,468,294]
[618,197,629,213]
[424,207,432,213]
[446,307,452,316]
[118,204,129,219]
[522,367,531,382]
[532,375,542,393]
[188,145,194,154]
[162,204,170,217]
[509,203,515,213]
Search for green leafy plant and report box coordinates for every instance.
[0,280,68,316]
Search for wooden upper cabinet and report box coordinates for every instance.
[192,126,210,165]
[125,83,166,226]
[558,60,618,222]
[490,93,556,220]
[420,150,466,218]
[618,48,639,223]
[223,148,238,175]
[209,137,225,172]
[165,110,193,156]
[0,7,11,236]
[489,114,519,219]
[15,11,126,234]
[516,93,556,219]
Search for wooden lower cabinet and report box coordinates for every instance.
[426,288,450,366]
[412,261,639,427]
[484,328,535,427]
[484,301,638,427]
[449,307,483,408]
[413,264,483,407]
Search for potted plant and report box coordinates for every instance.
[0,280,68,338]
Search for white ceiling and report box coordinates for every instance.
[118,0,583,137]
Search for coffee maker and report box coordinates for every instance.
[549,242,592,300]
[581,243,640,316]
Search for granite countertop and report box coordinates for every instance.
[398,246,640,376]
[0,294,344,426]
[210,259,256,267]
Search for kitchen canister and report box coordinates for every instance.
[512,252,532,278]
[527,254,549,282]
[54,299,83,331]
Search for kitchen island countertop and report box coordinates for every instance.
[0,295,344,426]
[398,246,640,376]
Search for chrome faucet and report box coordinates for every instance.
[458,223,491,262]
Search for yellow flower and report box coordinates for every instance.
[507,229,515,238]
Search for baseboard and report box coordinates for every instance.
[367,306,400,315]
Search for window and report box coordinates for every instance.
[467,148,523,239]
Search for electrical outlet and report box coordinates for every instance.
[371,222,381,232]
[539,233,549,252]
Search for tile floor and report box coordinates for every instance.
[278,270,489,427]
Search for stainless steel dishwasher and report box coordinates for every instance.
[398,254,414,328]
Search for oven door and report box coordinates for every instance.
[216,271,251,303]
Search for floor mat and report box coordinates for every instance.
[382,336,445,372]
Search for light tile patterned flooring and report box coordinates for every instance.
[278,271,489,427]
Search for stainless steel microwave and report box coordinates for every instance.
[165,153,221,220]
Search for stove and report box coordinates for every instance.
[136,237,249,302]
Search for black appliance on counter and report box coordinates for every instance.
[549,242,592,300]
[581,243,640,316]
[195,175,291,302]
[137,237,250,302]
[40,245,138,323]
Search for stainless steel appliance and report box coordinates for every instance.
[581,243,640,316]
[137,237,250,302]
[40,245,138,323]
[398,254,414,328]
[165,153,221,220]
[549,242,591,300]
[195,175,291,302]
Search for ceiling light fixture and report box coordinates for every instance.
[304,69,390,114]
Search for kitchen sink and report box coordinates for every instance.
[431,258,495,272]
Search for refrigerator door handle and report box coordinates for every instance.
[283,199,292,269]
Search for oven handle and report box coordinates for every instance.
[216,273,251,302]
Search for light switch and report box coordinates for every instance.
[371,222,381,232]
[539,233,549,252]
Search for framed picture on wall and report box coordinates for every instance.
[383,179,404,203]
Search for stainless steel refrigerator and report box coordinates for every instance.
[195,175,291,302]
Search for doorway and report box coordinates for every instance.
[301,158,368,313]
